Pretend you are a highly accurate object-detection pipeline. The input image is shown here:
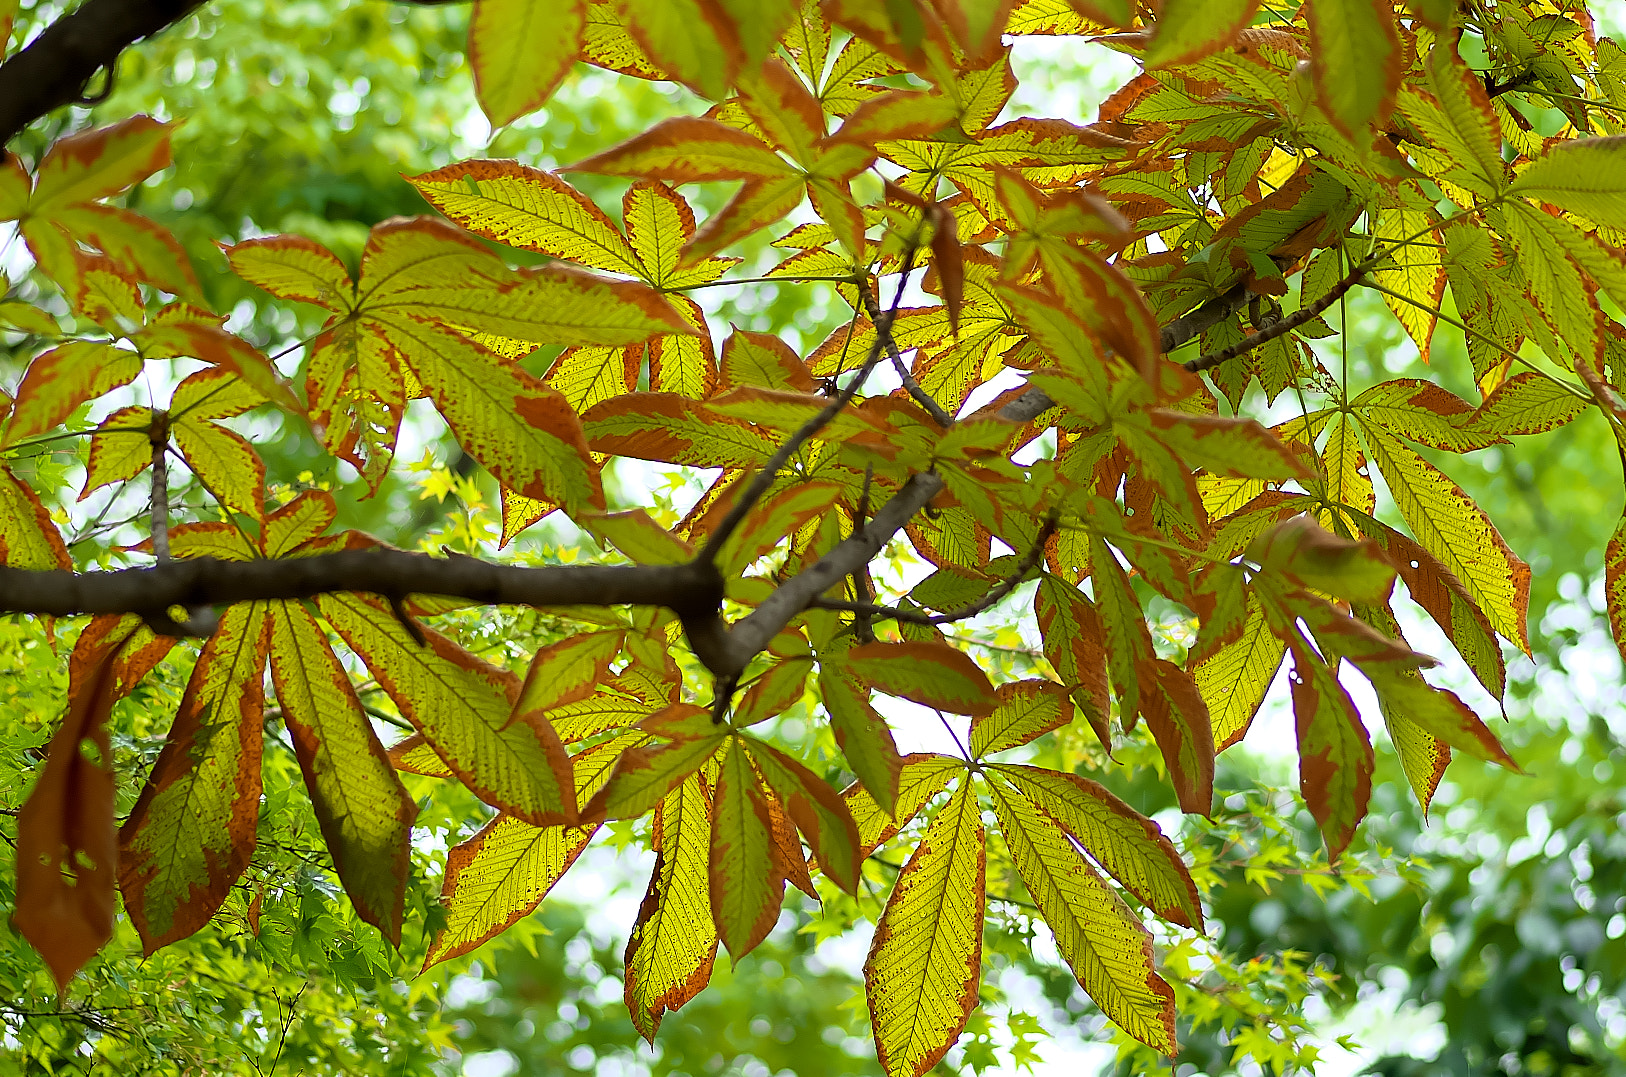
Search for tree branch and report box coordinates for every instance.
[1183,250,1383,373]
[809,511,1057,626]
[0,0,206,147]
[0,549,721,622]
[856,277,956,427]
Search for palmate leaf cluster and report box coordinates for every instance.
[2,0,1626,1073]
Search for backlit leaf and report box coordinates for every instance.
[469,0,585,126]
[846,641,997,716]
[1308,0,1401,138]
[1287,645,1373,860]
[1510,136,1626,230]
[970,679,1068,757]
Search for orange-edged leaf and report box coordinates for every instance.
[1380,707,1450,817]
[1193,596,1286,751]
[821,665,905,813]
[617,0,738,100]
[1090,534,1154,726]
[625,774,718,1042]
[623,179,742,289]
[827,89,960,147]
[1149,411,1310,481]
[499,489,557,547]
[77,410,150,495]
[932,0,1017,62]
[1287,644,1373,861]
[0,464,70,570]
[990,764,1202,929]
[261,490,338,557]
[318,593,576,826]
[734,657,813,727]
[132,322,303,415]
[1370,208,1445,361]
[746,738,862,893]
[428,816,594,967]
[718,479,842,575]
[709,738,784,958]
[1350,378,1487,452]
[844,752,962,855]
[1609,515,1626,669]
[1143,0,1259,68]
[268,600,417,944]
[737,56,827,167]
[0,150,28,220]
[408,160,641,275]
[584,509,694,564]
[1246,515,1397,606]
[515,630,623,717]
[225,235,353,311]
[1308,0,1401,139]
[592,706,726,819]
[170,365,267,423]
[719,326,815,392]
[1465,372,1588,439]
[423,731,635,968]
[172,418,266,520]
[1138,659,1214,816]
[970,679,1068,757]
[583,392,780,467]
[566,116,794,182]
[377,312,604,514]
[987,779,1177,1054]
[29,116,172,210]
[385,262,688,347]
[67,614,175,702]
[687,174,807,260]
[845,641,996,716]
[1034,573,1112,745]
[1364,665,1516,769]
[5,341,141,444]
[13,636,121,990]
[161,521,258,563]
[1360,422,1530,651]
[1509,136,1626,231]
[50,202,201,301]
[865,777,984,1077]
[118,603,269,953]
[470,0,585,125]
[386,733,454,778]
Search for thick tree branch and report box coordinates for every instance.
[0,549,721,623]
[0,0,206,147]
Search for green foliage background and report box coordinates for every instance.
[0,2,1622,1075]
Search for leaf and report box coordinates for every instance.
[423,733,633,968]
[1143,0,1259,68]
[409,160,642,276]
[375,312,604,514]
[1193,597,1286,750]
[1360,422,1530,650]
[567,116,794,182]
[469,0,585,125]
[13,636,121,990]
[1148,411,1309,481]
[617,0,738,100]
[1138,659,1214,816]
[1035,573,1112,743]
[989,764,1202,929]
[1308,0,1401,138]
[1370,208,1445,361]
[970,679,1069,757]
[1384,707,1450,817]
[267,600,417,944]
[387,734,454,778]
[1466,373,1587,438]
[1287,645,1373,860]
[592,706,726,819]
[51,203,202,301]
[734,657,812,726]
[119,603,269,953]
[319,593,577,826]
[987,780,1177,1054]
[1350,378,1490,452]
[515,631,623,718]
[172,417,266,520]
[827,89,961,147]
[707,738,783,957]
[720,326,815,392]
[5,341,142,443]
[133,323,303,415]
[225,235,353,310]
[820,665,905,812]
[746,738,862,892]
[845,641,997,716]
[1246,515,1397,605]
[865,778,984,1077]
[625,775,717,1042]
[1510,136,1626,229]
[0,150,28,219]
[28,116,172,210]
[1364,665,1517,769]
[583,510,693,564]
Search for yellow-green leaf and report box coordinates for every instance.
[1308,0,1401,138]
[709,738,784,957]
[844,641,996,716]
[864,778,984,1077]
[969,679,1068,758]
[987,779,1177,1054]
[1510,136,1626,230]
[469,0,585,126]
[5,341,141,444]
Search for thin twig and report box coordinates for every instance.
[696,239,924,567]
[810,512,1058,626]
[857,277,956,427]
[1184,251,1386,373]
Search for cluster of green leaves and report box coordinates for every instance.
[5,0,1626,1074]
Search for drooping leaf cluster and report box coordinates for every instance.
[4,1,1626,1073]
